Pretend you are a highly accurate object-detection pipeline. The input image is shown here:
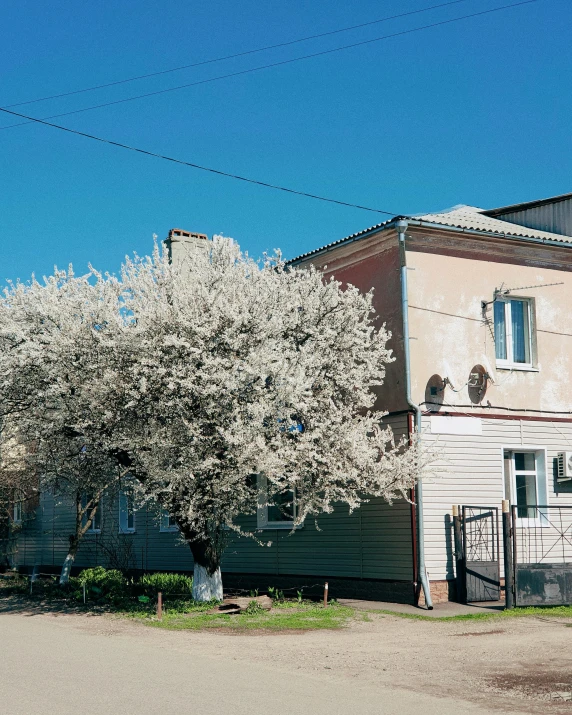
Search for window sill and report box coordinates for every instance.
[86,530,101,535]
[496,364,539,372]
[159,528,179,533]
[119,529,136,535]
[257,523,303,530]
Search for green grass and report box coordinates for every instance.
[131,601,354,632]
[370,605,572,622]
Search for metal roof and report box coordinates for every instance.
[485,192,572,216]
[416,205,572,242]
[288,205,572,264]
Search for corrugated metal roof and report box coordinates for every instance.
[416,205,572,242]
[485,192,572,216]
[288,205,572,264]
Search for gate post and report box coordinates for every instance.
[452,505,466,603]
[502,499,514,609]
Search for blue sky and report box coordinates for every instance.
[1,0,569,284]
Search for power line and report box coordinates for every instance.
[0,0,542,131]
[0,106,399,215]
[3,1,476,110]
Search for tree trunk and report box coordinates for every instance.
[183,532,224,602]
[59,536,79,585]
[192,563,223,601]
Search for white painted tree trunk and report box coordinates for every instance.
[192,564,223,601]
[59,553,75,585]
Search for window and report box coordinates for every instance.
[13,497,22,524]
[257,475,297,529]
[503,450,548,525]
[494,298,534,369]
[160,509,178,532]
[81,493,102,533]
[118,491,136,533]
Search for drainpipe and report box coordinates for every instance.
[397,219,433,609]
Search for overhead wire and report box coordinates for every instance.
[0,0,542,131]
[0,106,398,215]
[2,0,478,110]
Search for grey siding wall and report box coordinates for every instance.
[13,413,413,583]
[491,197,572,238]
[422,416,572,582]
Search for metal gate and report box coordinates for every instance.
[512,505,572,606]
[461,506,501,602]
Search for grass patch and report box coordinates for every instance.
[133,601,354,632]
[0,578,353,631]
[370,605,572,622]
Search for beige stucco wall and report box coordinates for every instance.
[297,231,408,413]
[406,247,572,415]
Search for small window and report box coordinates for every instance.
[494,298,534,369]
[82,493,102,533]
[504,450,547,526]
[160,509,178,532]
[118,491,136,533]
[257,475,297,529]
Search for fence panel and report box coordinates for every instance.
[513,505,572,606]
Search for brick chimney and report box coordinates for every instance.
[165,228,209,265]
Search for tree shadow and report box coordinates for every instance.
[0,583,109,617]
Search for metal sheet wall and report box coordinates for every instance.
[495,198,572,237]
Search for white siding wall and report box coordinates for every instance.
[422,416,572,581]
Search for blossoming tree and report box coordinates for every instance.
[0,238,431,599]
[0,267,132,581]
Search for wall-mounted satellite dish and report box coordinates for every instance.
[468,364,488,404]
[425,374,445,411]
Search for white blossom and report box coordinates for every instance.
[0,237,433,598]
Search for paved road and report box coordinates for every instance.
[0,614,504,714]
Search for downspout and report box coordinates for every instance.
[397,219,433,609]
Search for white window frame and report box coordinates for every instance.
[118,491,136,534]
[160,509,178,533]
[494,297,535,371]
[502,447,548,527]
[82,493,102,534]
[257,475,298,530]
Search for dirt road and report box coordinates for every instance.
[1,607,572,714]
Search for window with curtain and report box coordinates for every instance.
[493,298,533,367]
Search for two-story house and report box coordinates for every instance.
[290,192,572,605]
[10,193,572,606]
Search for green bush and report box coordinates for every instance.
[244,600,265,615]
[75,566,129,602]
[137,572,193,597]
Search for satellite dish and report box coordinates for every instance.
[425,374,445,411]
[468,365,488,404]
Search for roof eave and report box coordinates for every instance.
[287,217,572,265]
[408,219,572,247]
[286,217,401,265]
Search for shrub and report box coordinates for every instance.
[76,566,129,602]
[244,600,265,615]
[137,572,193,597]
